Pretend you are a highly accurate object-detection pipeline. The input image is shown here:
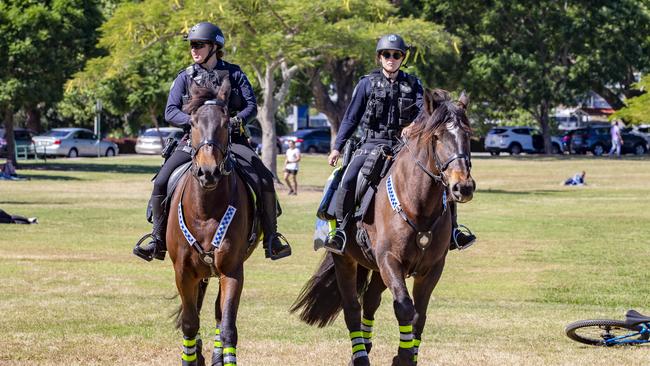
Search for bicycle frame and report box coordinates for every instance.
[603,322,650,346]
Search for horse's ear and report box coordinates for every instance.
[216,74,231,102]
[424,88,447,115]
[183,81,200,114]
[458,90,470,109]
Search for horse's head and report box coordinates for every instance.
[183,78,232,190]
[413,89,476,202]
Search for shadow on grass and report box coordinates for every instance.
[17,174,82,181]
[19,162,158,175]
[479,189,569,195]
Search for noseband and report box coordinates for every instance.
[405,126,472,185]
[190,99,233,177]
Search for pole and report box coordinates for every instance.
[95,99,102,157]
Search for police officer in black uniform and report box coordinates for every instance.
[323,34,476,254]
[133,22,291,262]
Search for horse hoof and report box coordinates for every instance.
[391,355,415,366]
[349,356,370,366]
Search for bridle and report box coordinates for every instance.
[404,122,472,186]
[190,99,233,178]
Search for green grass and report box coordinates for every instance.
[1,154,649,365]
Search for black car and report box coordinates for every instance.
[566,125,648,156]
[247,125,282,154]
[280,128,332,153]
[0,128,35,158]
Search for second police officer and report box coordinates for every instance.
[133,22,291,262]
[323,34,476,254]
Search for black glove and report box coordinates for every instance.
[230,116,246,136]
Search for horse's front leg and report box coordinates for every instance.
[377,252,416,366]
[361,271,387,355]
[217,265,243,366]
[411,259,445,365]
[175,270,205,366]
[332,254,370,366]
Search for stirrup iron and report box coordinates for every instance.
[452,224,476,251]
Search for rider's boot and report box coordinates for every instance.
[449,201,476,250]
[323,188,354,255]
[261,191,292,260]
[133,194,167,261]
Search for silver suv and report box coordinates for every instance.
[484,126,563,155]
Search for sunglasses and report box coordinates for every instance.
[190,42,209,50]
[380,51,404,60]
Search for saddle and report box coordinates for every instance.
[147,160,262,246]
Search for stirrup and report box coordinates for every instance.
[133,233,155,261]
[452,224,476,251]
[323,229,346,255]
[266,233,292,260]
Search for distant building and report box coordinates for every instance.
[286,105,331,131]
[553,92,615,130]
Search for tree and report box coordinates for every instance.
[612,75,650,124]
[401,0,650,153]
[0,0,102,162]
[301,9,456,147]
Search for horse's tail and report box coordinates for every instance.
[172,279,210,329]
[290,252,370,328]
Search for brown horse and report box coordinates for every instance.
[291,89,475,366]
[167,79,257,366]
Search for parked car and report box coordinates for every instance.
[247,125,281,155]
[279,128,331,153]
[32,128,119,157]
[135,127,184,155]
[567,125,647,156]
[0,128,35,158]
[625,124,650,147]
[484,126,563,155]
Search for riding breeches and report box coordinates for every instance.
[152,146,191,197]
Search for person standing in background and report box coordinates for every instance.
[608,120,624,158]
[284,139,301,195]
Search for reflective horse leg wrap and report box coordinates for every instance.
[413,338,421,364]
[398,324,414,351]
[212,327,223,366]
[222,345,236,366]
[182,335,200,366]
[349,330,368,360]
[361,317,374,351]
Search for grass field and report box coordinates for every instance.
[1,153,649,365]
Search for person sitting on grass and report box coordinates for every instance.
[564,171,586,186]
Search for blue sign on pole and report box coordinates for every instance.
[297,105,309,129]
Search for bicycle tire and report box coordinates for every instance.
[565,319,642,346]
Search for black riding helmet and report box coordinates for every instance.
[186,22,225,48]
[376,34,408,53]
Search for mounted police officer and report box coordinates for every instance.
[133,21,291,262]
[323,34,476,254]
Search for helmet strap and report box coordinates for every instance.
[200,44,218,67]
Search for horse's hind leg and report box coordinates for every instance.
[411,259,445,365]
[217,266,244,366]
[176,273,205,366]
[332,255,370,366]
[361,271,387,355]
[377,253,415,366]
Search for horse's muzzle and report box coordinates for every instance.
[450,177,475,203]
[194,164,221,190]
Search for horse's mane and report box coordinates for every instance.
[407,89,471,143]
[184,85,220,115]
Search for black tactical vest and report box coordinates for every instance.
[360,70,420,133]
[181,64,244,115]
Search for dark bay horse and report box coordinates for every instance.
[167,79,257,366]
[291,89,476,366]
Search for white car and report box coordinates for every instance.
[625,124,650,147]
[32,128,119,158]
[484,126,563,155]
[135,127,184,155]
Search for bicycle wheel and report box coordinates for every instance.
[565,319,642,346]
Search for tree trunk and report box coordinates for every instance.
[539,100,552,154]
[149,106,164,148]
[253,59,299,177]
[3,106,16,165]
[307,58,358,150]
[25,106,42,133]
